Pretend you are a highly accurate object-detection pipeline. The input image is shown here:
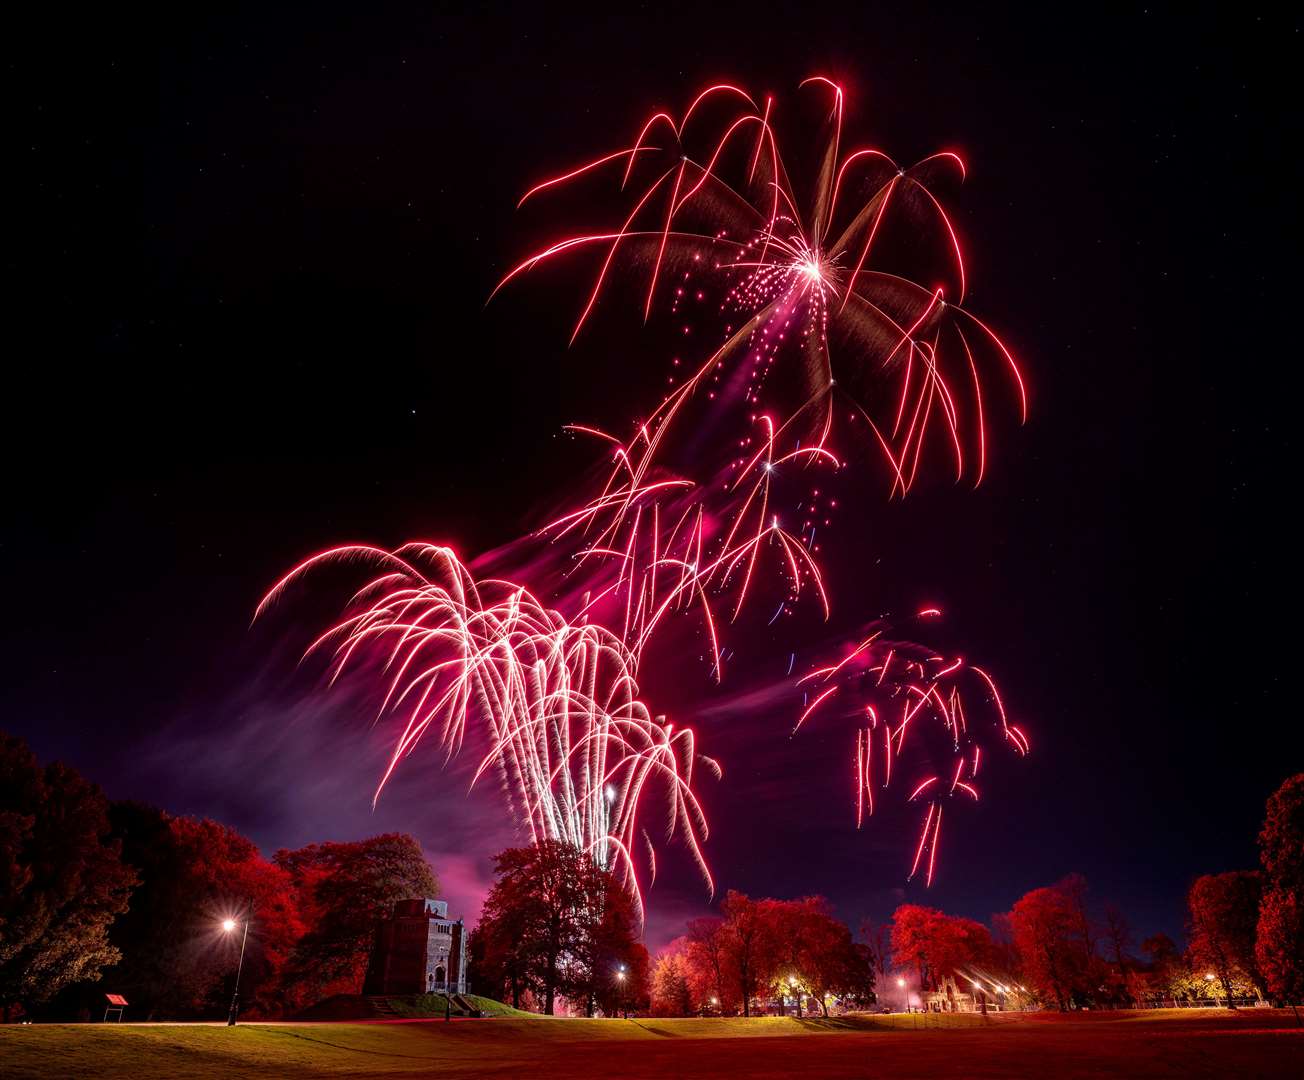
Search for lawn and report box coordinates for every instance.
[2,1009,1300,1079]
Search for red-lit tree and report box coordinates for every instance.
[476,840,643,1016]
[1255,773,1304,1003]
[102,804,303,1019]
[888,904,993,996]
[1006,884,1087,1010]
[1186,871,1265,1006]
[718,891,777,1017]
[684,916,735,1014]
[650,938,694,1017]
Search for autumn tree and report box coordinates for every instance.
[718,891,776,1017]
[793,901,873,1014]
[1006,883,1087,1010]
[1097,903,1135,1002]
[0,735,136,1022]
[1139,933,1182,999]
[888,904,993,997]
[650,942,695,1017]
[476,840,642,1015]
[276,833,437,1005]
[103,804,303,1018]
[1186,871,1265,1006]
[684,916,734,1014]
[567,865,645,1017]
[1255,773,1304,1003]
[860,920,891,987]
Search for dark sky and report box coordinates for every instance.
[7,3,1297,949]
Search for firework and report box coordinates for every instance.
[497,78,1027,493]
[793,612,1030,885]
[542,411,836,681]
[257,543,716,914]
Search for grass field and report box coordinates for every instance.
[3,1008,1300,1079]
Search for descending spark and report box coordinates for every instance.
[257,544,717,917]
[791,611,1029,885]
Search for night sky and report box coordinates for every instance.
[7,4,1297,949]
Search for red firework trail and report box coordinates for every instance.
[497,78,1027,493]
[257,544,717,917]
[793,611,1030,886]
[542,411,836,681]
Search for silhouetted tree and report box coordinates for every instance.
[0,734,136,1022]
[104,804,302,1018]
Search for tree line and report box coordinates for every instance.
[648,893,875,1017]
[1,733,438,1022]
[869,773,1302,1011]
[643,773,1302,1016]
[5,726,1299,1022]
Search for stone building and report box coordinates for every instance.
[362,898,469,996]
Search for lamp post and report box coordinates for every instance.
[897,976,907,1013]
[617,964,627,1019]
[438,945,451,1021]
[221,915,249,1026]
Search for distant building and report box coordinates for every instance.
[363,898,469,996]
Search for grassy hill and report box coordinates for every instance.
[1,1009,1298,1080]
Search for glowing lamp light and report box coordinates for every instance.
[1205,973,1216,981]
[221,919,236,933]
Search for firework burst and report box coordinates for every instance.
[498,78,1027,493]
[257,543,717,915]
[793,612,1030,885]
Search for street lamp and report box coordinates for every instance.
[221,913,250,1026]
[897,976,907,1013]
[617,964,627,1019]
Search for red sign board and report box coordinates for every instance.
[105,994,128,1006]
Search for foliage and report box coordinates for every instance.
[0,734,136,1020]
[888,905,993,993]
[650,941,694,1017]
[1005,883,1089,1009]
[275,833,438,1006]
[1255,773,1304,1002]
[475,840,645,1015]
[1186,871,1264,1006]
[102,804,302,1018]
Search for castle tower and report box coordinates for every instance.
[363,898,469,995]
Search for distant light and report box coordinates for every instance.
[221,919,236,933]
[1205,973,1216,981]
[897,978,905,987]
